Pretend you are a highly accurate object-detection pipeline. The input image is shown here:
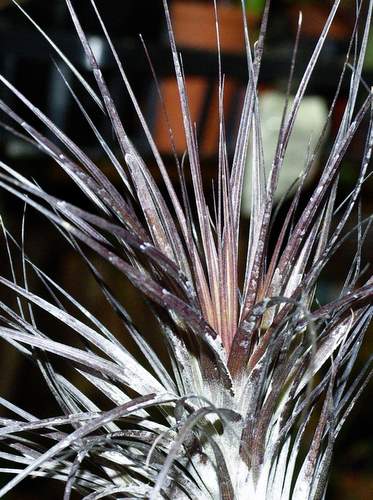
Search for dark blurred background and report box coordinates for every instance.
[0,0,372,498]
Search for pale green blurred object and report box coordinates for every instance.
[236,0,265,16]
[246,0,265,15]
[364,31,373,70]
[242,90,328,216]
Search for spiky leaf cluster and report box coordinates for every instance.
[0,1,372,498]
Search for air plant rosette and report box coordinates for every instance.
[0,0,372,499]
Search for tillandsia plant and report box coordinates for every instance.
[0,0,372,498]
